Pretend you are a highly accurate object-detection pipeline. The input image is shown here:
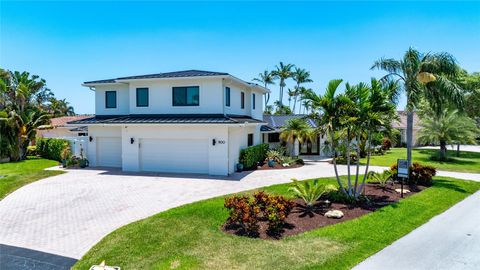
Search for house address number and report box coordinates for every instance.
[217,140,226,144]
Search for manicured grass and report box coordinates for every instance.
[362,148,480,173]
[73,176,480,270]
[0,157,63,200]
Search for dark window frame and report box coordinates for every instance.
[268,133,280,143]
[241,92,245,109]
[105,91,117,109]
[136,87,149,107]
[225,87,231,107]
[172,86,200,106]
[247,133,254,146]
[252,93,256,109]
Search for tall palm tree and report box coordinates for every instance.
[417,109,477,160]
[272,62,295,107]
[372,48,464,167]
[287,88,296,108]
[252,70,275,107]
[292,68,313,113]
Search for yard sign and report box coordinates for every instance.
[397,159,409,198]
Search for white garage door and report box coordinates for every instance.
[139,138,209,174]
[96,137,122,167]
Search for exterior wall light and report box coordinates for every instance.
[212,139,216,146]
[89,136,93,142]
[130,138,135,144]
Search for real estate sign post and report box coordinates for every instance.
[397,159,409,198]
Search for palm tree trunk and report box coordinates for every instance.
[346,128,352,196]
[330,128,347,195]
[354,134,361,196]
[357,131,372,198]
[406,111,414,167]
[440,140,447,160]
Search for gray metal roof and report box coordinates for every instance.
[262,114,318,131]
[68,114,264,125]
[84,70,228,84]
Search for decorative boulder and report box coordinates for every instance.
[395,188,410,194]
[324,210,344,219]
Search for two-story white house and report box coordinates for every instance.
[69,70,268,175]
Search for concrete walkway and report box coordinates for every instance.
[0,162,479,269]
[354,190,480,270]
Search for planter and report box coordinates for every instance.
[61,159,67,168]
[268,159,276,168]
[79,159,89,168]
[236,163,244,172]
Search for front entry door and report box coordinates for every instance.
[300,136,320,155]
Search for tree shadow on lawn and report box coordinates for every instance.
[432,179,467,193]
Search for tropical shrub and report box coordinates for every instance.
[390,162,436,186]
[36,138,70,162]
[224,195,260,235]
[280,155,295,166]
[367,170,393,188]
[289,179,337,208]
[381,138,392,150]
[26,145,37,156]
[265,150,282,163]
[239,143,269,169]
[295,158,304,165]
[262,194,295,234]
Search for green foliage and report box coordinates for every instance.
[366,170,393,188]
[390,162,437,186]
[36,138,70,162]
[279,155,295,166]
[239,143,269,169]
[26,146,37,156]
[289,179,337,207]
[265,149,282,162]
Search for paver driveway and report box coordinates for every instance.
[0,162,478,269]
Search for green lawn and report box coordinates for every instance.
[362,148,480,173]
[73,176,480,270]
[0,157,63,200]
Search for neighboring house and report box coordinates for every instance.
[261,114,327,156]
[69,70,268,175]
[38,115,92,138]
[392,111,421,146]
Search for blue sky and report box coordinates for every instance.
[1,1,479,114]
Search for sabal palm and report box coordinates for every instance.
[272,62,295,107]
[253,70,275,106]
[292,68,313,113]
[371,47,463,166]
[417,109,478,160]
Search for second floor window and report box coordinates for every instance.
[105,91,117,108]
[225,87,230,107]
[172,86,199,106]
[241,92,245,109]
[136,88,149,107]
[252,93,256,109]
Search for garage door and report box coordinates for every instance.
[139,138,209,174]
[96,137,122,167]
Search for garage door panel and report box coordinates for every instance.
[97,137,122,167]
[140,138,208,173]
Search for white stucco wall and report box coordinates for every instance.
[227,125,261,173]
[95,84,130,115]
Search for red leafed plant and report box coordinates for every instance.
[224,195,260,235]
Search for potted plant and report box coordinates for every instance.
[266,150,280,168]
[78,148,89,168]
[236,163,244,172]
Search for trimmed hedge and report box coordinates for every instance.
[36,138,70,162]
[239,143,269,169]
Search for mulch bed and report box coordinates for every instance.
[223,182,427,240]
[244,162,304,171]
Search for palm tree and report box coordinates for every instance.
[292,68,313,113]
[49,97,75,117]
[253,70,275,106]
[272,62,295,107]
[417,109,478,160]
[280,118,311,156]
[372,48,464,167]
[287,88,296,108]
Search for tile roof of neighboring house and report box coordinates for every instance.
[68,114,264,125]
[49,115,93,127]
[392,111,421,129]
[84,70,229,84]
[262,114,318,132]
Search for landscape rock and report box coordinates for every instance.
[395,188,410,194]
[324,210,344,219]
